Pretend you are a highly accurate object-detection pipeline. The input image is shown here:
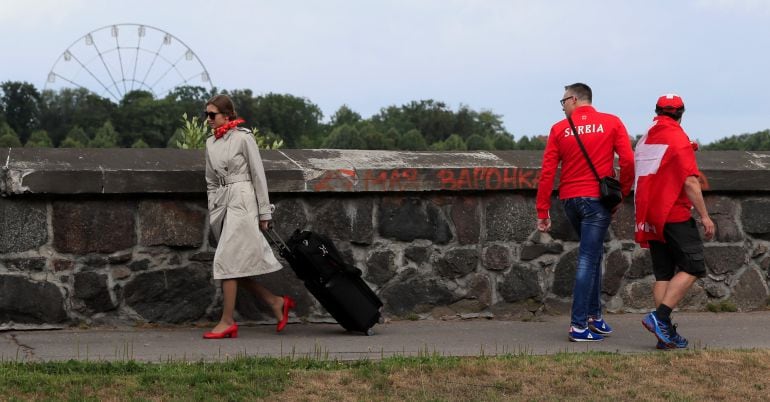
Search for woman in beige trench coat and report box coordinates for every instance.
[202,94,296,339]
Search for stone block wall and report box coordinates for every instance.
[1,149,769,328]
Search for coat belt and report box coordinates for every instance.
[217,173,251,187]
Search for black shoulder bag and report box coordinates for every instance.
[567,116,623,210]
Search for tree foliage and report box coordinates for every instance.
[323,124,366,149]
[330,105,361,127]
[3,80,763,151]
[398,129,428,151]
[59,125,89,148]
[25,129,53,147]
[466,134,492,150]
[0,121,22,147]
[702,129,770,151]
[0,81,41,144]
[89,121,119,148]
[250,93,323,148]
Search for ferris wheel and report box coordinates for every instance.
[45,23,213,102]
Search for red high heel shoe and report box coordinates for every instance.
[276,295,296,333]
[203,323,238,339]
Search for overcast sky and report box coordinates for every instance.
[1,0,769,144]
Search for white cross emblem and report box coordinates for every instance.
[634,133,668,191]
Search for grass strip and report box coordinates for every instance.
[1,349,768,401]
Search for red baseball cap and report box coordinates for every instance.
[656,93,685,109]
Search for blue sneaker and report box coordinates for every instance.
[642,312,675,347]
[569,326,604,342]
[588,317,613,335]
[656,324,688,350]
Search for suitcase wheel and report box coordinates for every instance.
[365,328,375,336]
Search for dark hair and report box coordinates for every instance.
[206,94,237,120]
[564,83,592,103]
[655,106,685,121]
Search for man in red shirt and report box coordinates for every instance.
[536,83,634,342]
[636,94,715,349]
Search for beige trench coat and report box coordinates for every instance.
[205,127,282,280]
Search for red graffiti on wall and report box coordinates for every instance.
[362,168,419,191]
[312,169,358,191]
[312,167,541,191]
[436,167,539,190]
[312,168,420,192]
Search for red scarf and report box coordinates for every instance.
[634,116,699,247]
[214,118,245,140]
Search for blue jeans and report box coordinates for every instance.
[563,197,611,329]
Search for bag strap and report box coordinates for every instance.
[567,115,601,183]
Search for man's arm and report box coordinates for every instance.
[614,119,635,197]
[536,128,560,232]
[684,175,715,240]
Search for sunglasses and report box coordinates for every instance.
[204,111,222,120]
[559,96,575,107]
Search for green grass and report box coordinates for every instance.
[706,300,738,312]
[1,349,769,401]
[0,353,455,400]
[0,358,290,400]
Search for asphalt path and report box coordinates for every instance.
[2,312,769,362]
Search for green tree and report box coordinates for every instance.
[88,121,119,148]
[703,129,770,151]
[0,81,41,144]
[476,110,507,137]
[385,127,400,144]
[330,105,362,127]
[492,134,515,150]
[0,121,22,147]
[112,90,169,147]
[131,139,149,148]
[322,124,365,149]
[59,125,89,148]
[59,137,83,148]
[358,123,394,149]
[363,130,392,150]
[163,86,215,131]
[442,134,467,151]
[370,100,513,146]
[38,88,115,147]
[223,89,258,126]
[373,100,455,144]
[453,106,476,139]
[443,134,467,150]
[466,134,492,150]
[513,135,547,150]
[398,129,428,151]
[25,129,53,147]
[252,93,323,148]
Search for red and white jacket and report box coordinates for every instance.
[634,116,700,247]
[536,105,635,219]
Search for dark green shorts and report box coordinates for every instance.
[648,218,706,280]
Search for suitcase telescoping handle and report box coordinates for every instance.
[263,224,291,257]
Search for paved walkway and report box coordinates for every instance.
[2,312,769,362]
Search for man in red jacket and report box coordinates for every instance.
[536,83,634,342]
[636,94,715,349]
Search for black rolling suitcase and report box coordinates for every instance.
[265,228,383,335]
